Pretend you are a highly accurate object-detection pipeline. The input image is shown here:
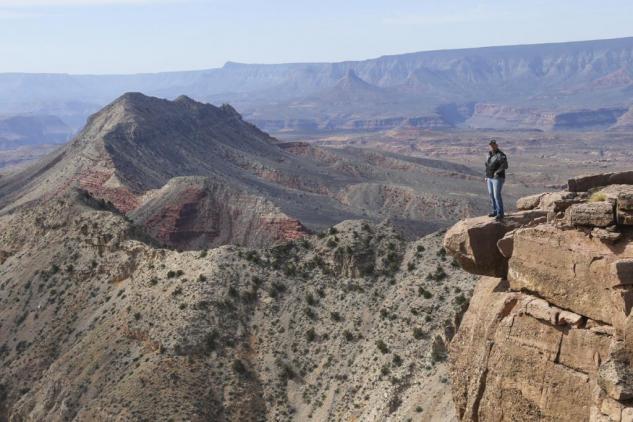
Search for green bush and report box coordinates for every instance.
[306,328,316,342]
[330,311,342,322]
[376,340,390,354]
[413,327,427,340]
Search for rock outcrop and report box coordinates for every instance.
[445,170,633,421]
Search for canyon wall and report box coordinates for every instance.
[445,171,633,421]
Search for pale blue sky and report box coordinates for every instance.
[1,0,633,74]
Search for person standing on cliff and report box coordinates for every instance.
[485,140,508,221]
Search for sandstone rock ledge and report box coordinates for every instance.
[444,171,633,422]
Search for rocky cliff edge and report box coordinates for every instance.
[444,170,633,421]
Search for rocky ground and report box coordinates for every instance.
[0,188,477,421]
[444,170,633,421]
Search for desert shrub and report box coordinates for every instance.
[304,307,317,320]
[167,270,176,278]
[454,293,467,306]
[198,274,207,282]
[244,250,260,264]
[204,330,219,353]
[199,250,207,258]
[413,327,427,340]
[589,192,607,202]
[328,227,338,235]
[392,354,403,367]
[305,328,316,342]
[276,358,296,382]
[418,286,432,299]
[381,364,390,376]
[343,330,354,341]
[172,287,183,296]
[407,261,416,271]
[326,238,338,248]
[330,311,342,322]
[232,359,248,376]
[241,289,257,304]
[283,263,297,277]
[427,264,447,282]
[305,292,318,306]
[376,340,390,354]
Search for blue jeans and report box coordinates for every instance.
[486,177,505,216]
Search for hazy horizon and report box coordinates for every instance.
[3,0,633,74]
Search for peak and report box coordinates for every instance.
[336,69,371,86]
[112,92,158,106]
[219,103,242,119]
[174,95,197,104]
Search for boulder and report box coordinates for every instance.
[496,230,514,258]
[601,398,623,421]
[443,211,546,277]
[558,310,584,327]
[619,192,633,211]
[507,225,633,327]
[566,202,614,227]
[618,210,633,225]
[568,171,633,192]
[516,193,544,210]
[592,227,623,244]
[539,191,578,211]
[598,342,633,401]
[524,297,558,324]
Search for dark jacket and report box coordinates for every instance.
[485,149,508,179]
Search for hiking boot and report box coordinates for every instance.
[495,214,504,221]
[488,213,497,217]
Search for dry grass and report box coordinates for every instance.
[589,192,607,202]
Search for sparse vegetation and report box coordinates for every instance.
[589,192,607,202]
[376,340,390,354]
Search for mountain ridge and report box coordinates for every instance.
[0,93,500,249]
[2,37,633,132]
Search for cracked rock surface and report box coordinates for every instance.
[445,171,633,421]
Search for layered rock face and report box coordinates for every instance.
[444,171,633,421]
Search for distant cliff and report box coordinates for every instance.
[2,37,633,132]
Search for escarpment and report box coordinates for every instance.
[444,170,633,421]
